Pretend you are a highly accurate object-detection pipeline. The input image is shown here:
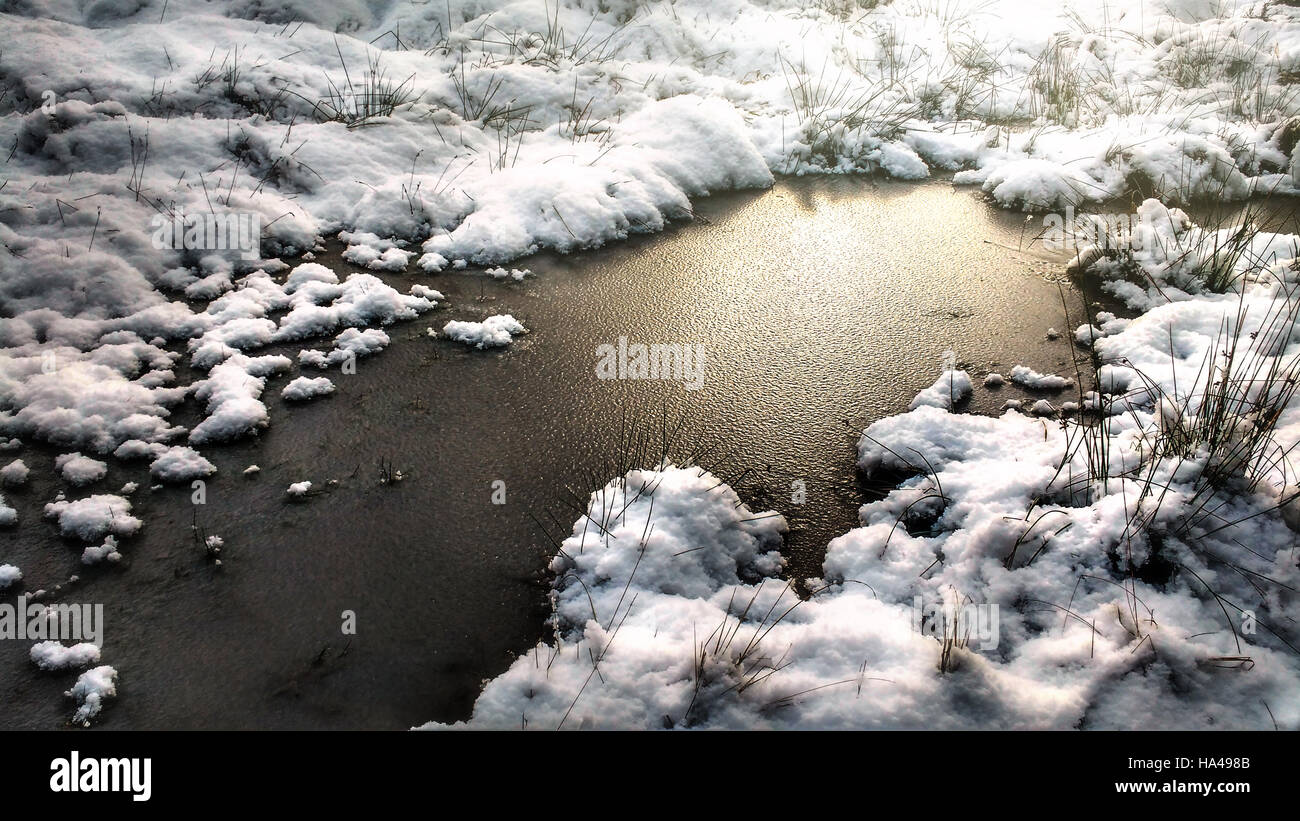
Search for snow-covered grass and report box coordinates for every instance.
[2,0,1298,461]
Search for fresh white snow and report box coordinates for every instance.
[149,445,218,482]
[66,666,118,725]
[54,453,108,486]
[43,494,142,542]
[0,458,29,486]
[441,315,528,349]
[1009,365,1074,391]
[281,376,336,401]
[0,564,21,589]
[30,641,101,672]
[910,364,973,410]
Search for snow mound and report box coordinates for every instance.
[67,666,117,725]
[910,368,973,410]
[281,376,336,401]
[442,315,527,349]
[149,446,217,482]
[420,464,787,730]
[188,354,291,445]
[82,535,122,565]
[44,495,141,541]
[1009,366,1073,391]
[0,565,21,589]
[31,641,101,672]
[55,453,108,486]
[1,459,30,486]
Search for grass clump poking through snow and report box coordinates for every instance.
[1071,193,1300,301]
[1074,288,1300,525]
[306,45,421,128]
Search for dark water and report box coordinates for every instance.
[1,175,1099,729]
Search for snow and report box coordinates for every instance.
[0,459,29,486]
[299,328,391,368]
[113,440,168,461]
[54,453,108,486]
[43,494,142,541]
[957,158,1104,211]
[281,376,336,401]
[82,535,122,566]
[0,565,20,589]
[149,445,217,482]
[66,666,117,725]
[188,354,291,445]
[271,272,437,342]
[910,367,973,410]
[339,231,413,271]
[286,481,312,498]
[30,641,101,672]
[419,464,788,730]
[441,315,527,349]
[1009,366,1073,391]
[1074,324,1104,346]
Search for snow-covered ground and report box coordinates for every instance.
[3,0,1300,727]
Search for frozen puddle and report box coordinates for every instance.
[1,176,1096,728]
